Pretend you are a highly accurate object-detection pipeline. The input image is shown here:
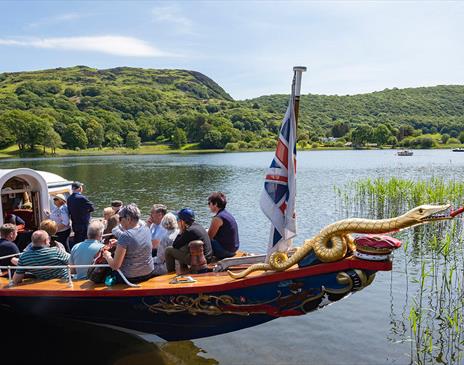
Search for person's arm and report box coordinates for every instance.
[103,245,126,270]
[84,197,95,213]
[12,272,24,285]
[208,217,223,240]
[173,229,194,249]
[69,249,76,274]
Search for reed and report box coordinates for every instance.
[337,177,464,364]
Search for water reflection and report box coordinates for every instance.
[1,307,217,365]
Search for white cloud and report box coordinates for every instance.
[0,36,169,57]
[152,4,194,34]
[27,13,84,28]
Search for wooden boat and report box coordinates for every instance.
[397,150,413,156]
[1,68,460,341]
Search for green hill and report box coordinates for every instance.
[0,66,464,153]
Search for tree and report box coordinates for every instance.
[84,119,104,148]
[173,128,187,148]
[351,124,373,146]
[63,123,88,149]
[373,124,392,146]
[441,133,450,144]
[125,131,141,149]
[331,121,350,138]
[43,130,63,154]
[459,131,464,144]
[201,129,223,148]
[0,122,14,148]
[0,110,52,150]
[105,131,123,148]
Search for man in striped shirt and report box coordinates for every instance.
[13,230,70,284]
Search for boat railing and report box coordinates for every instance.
[0,258,140,288]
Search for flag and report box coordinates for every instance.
[260,79,297,259]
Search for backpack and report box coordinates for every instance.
[87,240,117,283]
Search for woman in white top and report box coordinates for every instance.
[153,213,179,275]
[47,194,71,252]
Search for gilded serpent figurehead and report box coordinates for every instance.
[228,204,453,279]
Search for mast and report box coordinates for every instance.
[292,66,307,127]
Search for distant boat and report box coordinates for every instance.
[397,150,413,156]
[452,148,464,152]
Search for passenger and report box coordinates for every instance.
[12,230,70,284]
[207,192,240,259]
[3,211,25,226]
[0,223,20,268]
[165,208,212,273]
[103,200,123,235]
[67,181,95,247]
[39,219,67,252]
[69,221,105,280]
[102,207,116,234]
[146,204,167,256]
[153,213,179,275]
[102,203,154,283]
[45,194,71,251]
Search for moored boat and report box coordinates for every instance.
[452,147,464,152]
[397,150,413,156]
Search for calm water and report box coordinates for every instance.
[1,150,463,365]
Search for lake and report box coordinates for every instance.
[1,149,463,365]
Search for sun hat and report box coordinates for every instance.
[53,194,67,202]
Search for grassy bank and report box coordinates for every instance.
[1,142,463,159]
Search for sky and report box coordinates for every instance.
[0,1,463,100]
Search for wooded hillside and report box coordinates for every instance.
[1,66,463,152]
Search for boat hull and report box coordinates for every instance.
[0,259,391,340]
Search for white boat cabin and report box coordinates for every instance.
[0,168,73,230]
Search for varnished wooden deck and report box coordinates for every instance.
[0,257,392,297]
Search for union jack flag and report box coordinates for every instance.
[260,77,297,258]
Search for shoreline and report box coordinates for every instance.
[0,144,462,160]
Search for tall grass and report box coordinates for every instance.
[336,177,464,364]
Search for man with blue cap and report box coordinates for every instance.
[164,208,212,273]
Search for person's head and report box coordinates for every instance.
[150,204,167,225]
[208,192,227,212]
[31,230,50,247]
[161,212,178,231]
[87,220,104,240]
[53,194,67,207]
[118,203,140,229]
[111,200,123,213]
[0,223,17,241]
[39,219,58,237]
[176,208,195,230]
[71,181,83,193]
[103,207,114,220]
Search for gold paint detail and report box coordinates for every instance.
[229,204,451,279]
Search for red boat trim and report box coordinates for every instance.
[0,259,391,298]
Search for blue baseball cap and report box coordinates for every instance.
[176,208,195,224]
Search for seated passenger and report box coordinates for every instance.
[103,204,154,283]
[0,223,20,269]
[3,212,25,226]
[147,204,168,256]
[69,220,105,280]
[104,201,123,235]
[165,208,212,273]
[24,220,67,252]
[207,192,240,259]
[153,213,179,275]
[13,230,70,284]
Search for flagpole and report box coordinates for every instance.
[292,66,307,126]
